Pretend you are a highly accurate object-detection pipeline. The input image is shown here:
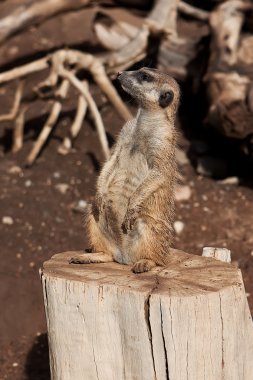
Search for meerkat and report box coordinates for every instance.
[70,67,180,273]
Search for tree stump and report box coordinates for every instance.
[41,249,253,380]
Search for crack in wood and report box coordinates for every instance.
[92,340,99,380]
[160,299,170,380]
[144,273,161,380]
[169,298,176,374]
[219,293,224,371]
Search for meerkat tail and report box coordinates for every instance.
[69,252,113,264]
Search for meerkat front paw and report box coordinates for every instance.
[121,208,138,233]
[132,259,156,274]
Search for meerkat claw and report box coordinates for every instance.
[132,259,156,274]
[122,208,138,233]
[121,218,133,234]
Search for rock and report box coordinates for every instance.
[53,172,61,179]
[196,156,228,178]
[2,216,14,225]
[55,183,70,194]
[218,176,239,185]
[58,144,70,155]
[173,220,185,235]
[78,200,88,209]
[25,179,32,187]
[72,200,88,213]
[8,165,22,174]
[175,148,189,166]
[175,185,191,202]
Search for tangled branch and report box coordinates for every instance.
[0,0,211,165]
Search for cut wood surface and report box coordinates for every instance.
[42,249,253,380]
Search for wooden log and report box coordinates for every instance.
[205,0,253,140]
[157,36,201,82]
[41,249,253,380]
[202,246,231,263]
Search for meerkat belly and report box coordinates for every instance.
[105,150,148,223]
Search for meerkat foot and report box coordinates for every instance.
[132,259,156,274]
[69,252,113,264]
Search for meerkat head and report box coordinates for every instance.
[117,67,180,114]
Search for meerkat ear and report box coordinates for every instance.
[159,90,174,108]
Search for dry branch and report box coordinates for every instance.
[0,50,131,121]
[94,13,139,51]
[12,105,27,153]
[0,80,24,122]
[26,79,70,166]
[0,48,132,163]
[0,0,182,164]
[0,57,49,85]
[60,68,110,160]
[178,2,209,21]
[58,89,88,155]
[0,0,213,164]
[0,0,94,45]
[96,0,182,76]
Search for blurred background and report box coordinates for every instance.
[0,0,253,378]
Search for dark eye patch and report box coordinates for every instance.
[136,71,153,83]
[159,90,174,108]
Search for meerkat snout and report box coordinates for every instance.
[118,67,180,112]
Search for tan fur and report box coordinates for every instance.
[70,68,180,273]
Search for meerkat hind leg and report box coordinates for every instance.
[69,252,113,264]
[132,259,156,274]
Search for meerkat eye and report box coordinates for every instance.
[137,72,153,82]
[159,90,174,108]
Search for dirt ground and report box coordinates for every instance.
[0,3,253,380]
